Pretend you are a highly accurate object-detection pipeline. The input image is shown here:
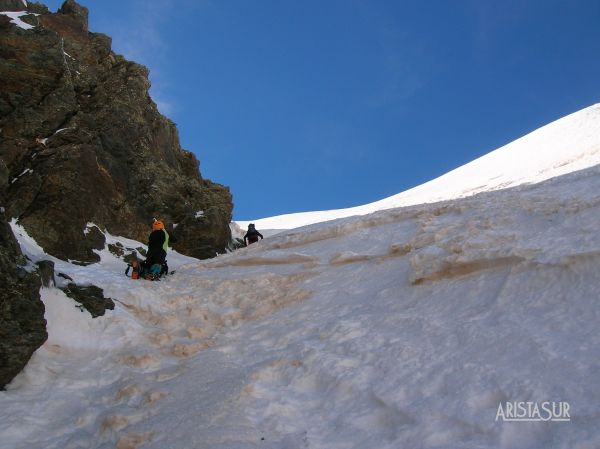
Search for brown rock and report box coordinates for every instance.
[0,210,47,389]
[60,282,114,318]
[0,0,28,11]
[0,0,233,262]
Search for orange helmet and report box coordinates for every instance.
[152,219,165,231]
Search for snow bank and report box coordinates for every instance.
[0,11,37,30]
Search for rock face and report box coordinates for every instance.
[60,283,114,318]
[0,210,47,390]
[0,0,32,11]
[0,0,233,262]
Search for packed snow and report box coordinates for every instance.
[0,10,36,30]
[238,103,600,232]
[1,106,600,448]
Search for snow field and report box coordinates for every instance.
[219,166,600,449]
[1,165,600,447]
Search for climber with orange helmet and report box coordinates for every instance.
[143,218,170,277]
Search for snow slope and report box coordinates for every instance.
[237,103,600,232]
[1,160,599,448]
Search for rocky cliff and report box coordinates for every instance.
[0,0,233,263]
[0,208,46,390]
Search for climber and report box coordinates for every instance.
[143,218,170,278]
[244,223,263,246]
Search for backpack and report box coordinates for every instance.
[144,263,163,281]
[126,258,167,281]
[125,259,141,279]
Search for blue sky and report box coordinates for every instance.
[45,0,600,220]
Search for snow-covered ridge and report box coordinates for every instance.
[238,103,600,231]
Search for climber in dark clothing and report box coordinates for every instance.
[244,223,263,246]
[145,219,169,273]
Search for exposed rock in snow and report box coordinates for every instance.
[60,283,115,318]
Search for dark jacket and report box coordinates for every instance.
[146,229,167,265]
[244,229,263,245]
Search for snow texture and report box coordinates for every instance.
[1,106,600,448]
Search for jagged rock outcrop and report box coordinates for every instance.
[0,0,32,11]
[60,282,114,318]
[0,0,233,262]
[0,210,47,390]
[35,259,55,287]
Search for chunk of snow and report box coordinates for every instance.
[83,222,97,236]
[11,168,33,184]
[9,219,46,263]
[0,11,37,30]
[195,210,204,218]
[229,221,245,240]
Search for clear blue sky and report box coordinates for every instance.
[45,0,600,220]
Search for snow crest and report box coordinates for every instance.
[238,103,600,231]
